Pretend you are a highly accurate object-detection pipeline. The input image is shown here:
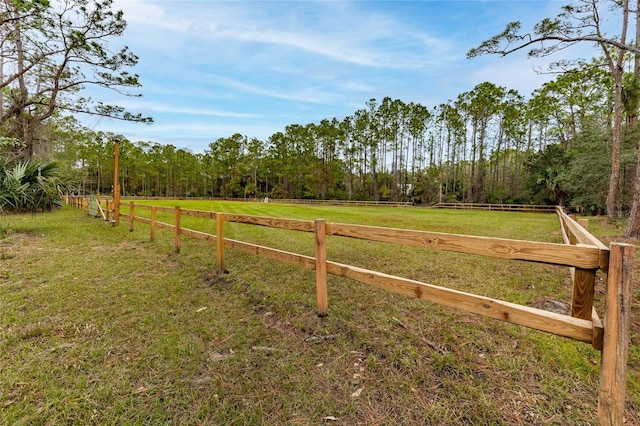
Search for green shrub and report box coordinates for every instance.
[0,157,64,213]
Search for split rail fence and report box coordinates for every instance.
[66,195,634,425]
[435,202,558,212]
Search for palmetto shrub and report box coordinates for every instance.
[0,158,64,213]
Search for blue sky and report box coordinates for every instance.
[84,1,600,153]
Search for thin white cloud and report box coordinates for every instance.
[83,94,264,119]
[114,0,192,32]
[136,101,263,119]
[116,0,453,70]
[208,26,425,69]
[206,74,339,104]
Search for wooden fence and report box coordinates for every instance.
[119,195,413,207]
[72,196,556,210]
[435,202,558,212]
[66,195,634,425]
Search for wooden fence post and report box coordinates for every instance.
[150,206,156,242]
[129,202,134,232]
[598,242,635,425]
[315,219,328,317]
[105,199,110,221]
[571,268,596,320]
[216,213,225,273]
[567,216,595,320]
[174,206,181,253]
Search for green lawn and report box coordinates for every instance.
[1,203,637,425]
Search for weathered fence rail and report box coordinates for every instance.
[435,202,558,212]
[66,195,633,425]
[119,195,413,207]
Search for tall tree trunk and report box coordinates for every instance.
[371,142,379,200]
[624,0,640,237]
[13,13,32,159]
[629,0,640,126]
[606,66,624,219]
[469,122,477,203]
[625,148,640,237]
[0,44,3,121]
[605,0,630,219]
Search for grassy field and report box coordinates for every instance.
[1,202,637,425]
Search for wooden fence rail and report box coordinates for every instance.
[66,196,633,425]
[435,202,558,212]
[119,195,413,207]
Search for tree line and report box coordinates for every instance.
[52,58,634,215]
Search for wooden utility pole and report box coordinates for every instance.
[113,138,120,226]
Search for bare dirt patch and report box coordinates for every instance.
[201,270,234,289]
[0,231,43,260]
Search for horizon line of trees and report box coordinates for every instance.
[51,57,638,214]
